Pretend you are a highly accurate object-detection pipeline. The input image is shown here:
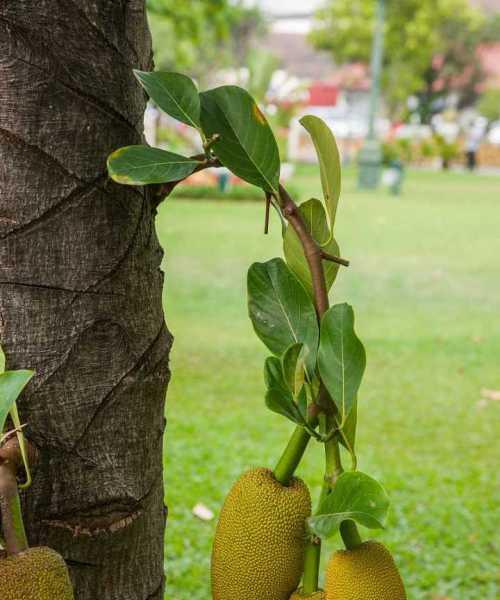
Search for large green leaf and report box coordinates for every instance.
[248,258,318,377]
[200,86,280,192]
[283,198,340,298]
[309,471,390,538]
[107,145,201,185]
[300,115,341,229]
[134,70,201,129]
[0,371,34,434]
[318,303,366,424]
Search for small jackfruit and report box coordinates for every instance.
[326,540,406,600]
[212,467,311,600]
[290,589,325,600]
[0,546,74,599]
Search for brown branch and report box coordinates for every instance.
[277,184,340,419]
[278,184,329,317]
[264,192,271,234]
[321,250,350,267]
[150,155,221,208]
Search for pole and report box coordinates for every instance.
[358,0,386,189]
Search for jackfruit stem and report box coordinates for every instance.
[0,463,29,554]
[273,425,311,486]
[340,520,363,550]
[302,538,321,594]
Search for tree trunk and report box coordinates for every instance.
[0,3,171,599]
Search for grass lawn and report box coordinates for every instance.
[156,166,499,600]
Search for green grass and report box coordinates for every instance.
[157,166,499,600]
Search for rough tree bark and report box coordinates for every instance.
[0,2,171,599]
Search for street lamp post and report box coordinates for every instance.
[358,0,386,189]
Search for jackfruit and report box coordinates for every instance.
[325,540,406,600]
[0,546,74,599]
[290,589,325,600]
[212,467,311,600]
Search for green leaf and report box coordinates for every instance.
[300,115,341,229]
[282,343,306,393]
[0,345,5,374]
[134,70,201,129]
[107,145,201,186]
[265,388,303,425]
[248,258,318,378]
[283,198,340,297]
[318,303,366,424]
[0,371,34,434]
[264,356,305,426]
[339,397,357,457]
[200,86,280,192]
[308,471,390,539]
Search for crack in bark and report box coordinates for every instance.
[0,126,81,186]
[6,52,140,136]
[73,321,167,449]
[0,280,125,297]
[42,509,142,537]
[66,0,139,68]
[145,580,164,600]
[68,195,147,304]
[0,172,106,241]
[40,471,162,537]
[65,558,99,568]
[35,319,129,390]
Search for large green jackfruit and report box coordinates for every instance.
[0,546,74,599]
[325,540,406,600]
[212,467,311,600]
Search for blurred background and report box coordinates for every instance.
[145,1,499,599]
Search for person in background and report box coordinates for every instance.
[465,119,486,171]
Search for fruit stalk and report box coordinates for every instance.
[274,426,312,486]
[0,462,28,554]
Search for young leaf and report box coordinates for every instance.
[107,146,201,185]
[0,345,5,374]
[308,471,390,539]
[134,70,201,129]
[281,342,306,393]
[265,388,304,425]
[200,86,280,193]
[300,115,341,230]
[248,258,318,377]
[0,371,34,434]
[339,397,357,459]
[318,303,366,424]
[264,356,305,426]
[283,198,340,297]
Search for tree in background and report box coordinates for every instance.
[478,89,500,122]
[147,0,262,84]
[311,0,496,119]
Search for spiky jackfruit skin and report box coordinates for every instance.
[290,590,325,599]
[212,467,311,600]
[0,546,74,599]
[326,541,406,600]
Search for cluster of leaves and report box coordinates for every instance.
[311,0,495,117]
[107,71,389,540]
